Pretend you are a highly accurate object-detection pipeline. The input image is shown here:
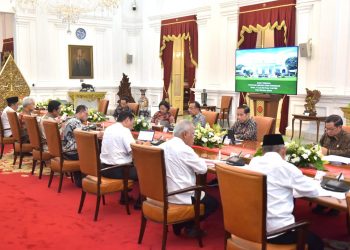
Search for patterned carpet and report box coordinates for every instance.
[0,150,51,177]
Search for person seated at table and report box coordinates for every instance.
[320,114,350,157]
[151,100,175,126]
[248,134,323,250]
[62,105,89,187]
[113,96,131,119]
[313,114,350,215]
[1,96,19,137]
[18,97,36,143]
[100,110,140,209]
[231,104,257,141]
[159,120,218,237]
[40,100,64,147]
[188,101,206,127]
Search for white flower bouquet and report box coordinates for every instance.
[60,104,75,116]
[133,116,151,132]
[35,101,48,110]
[87,110,107,122]
[285,141,325,170]
[194,123,227,148]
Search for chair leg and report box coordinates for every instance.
[0,143,4,159]
[48,170,54,188]
[227,117,230,127]
[58,172,64,193]
[124,190,130,215]
[13,151,17,165]
[78,191,86,213]
[31,159,37,175]
[18,152,24,169]
[70,172,74,183]
[138,213,147,244]
[102,195,106,205]
[39,161,45,179]
[94,195,101,221]
[161,224,168,250]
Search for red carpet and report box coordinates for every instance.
[0,145,349,249]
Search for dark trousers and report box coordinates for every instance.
[63,152,83,188]
[267,230,324,250]
[101,163,138,181]
[173,193,218,230]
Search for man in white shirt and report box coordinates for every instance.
[100,110,139,206]
[159,120,218,237]
[248,134,323,250]
[1,96,19,137]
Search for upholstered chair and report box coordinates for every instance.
[169,107,179,123]
[74,130,133,221]
[128,103,140,116]
[202,110,219,127]
[216,163,309,250]
[0,114,15,159]
[23,116,53,179]
[131,143,205,250]
[218,96,233,127]
[253,116,276,142]
[43,120,80,193]
[7,112,33,168]
[98,99,109,115]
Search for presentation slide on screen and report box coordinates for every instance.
[235,47,298,95]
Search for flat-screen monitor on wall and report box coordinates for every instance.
[235,46,298,95]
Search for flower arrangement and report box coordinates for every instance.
[255,140,325,170]
[285,141,324,170]
[60,104,75,116]
[194,123,227,148]
[87,110,107,122]
[35,101,48,110]
[133,116,151,132]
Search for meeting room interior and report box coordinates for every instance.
[1,0,350,249]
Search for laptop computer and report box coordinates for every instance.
[137,130,155,142]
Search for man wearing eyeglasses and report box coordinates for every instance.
[320,114,350,157]
[314,114,350,216]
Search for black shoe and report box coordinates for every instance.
[207,178,218,187]
[172,224,185,236]
[133,197,142,210]
[312,205,327,215]
[184,227,206,238]
[119,194,134,205]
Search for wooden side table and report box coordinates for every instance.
[291,114,327,142]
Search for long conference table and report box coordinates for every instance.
[98,121,350,233]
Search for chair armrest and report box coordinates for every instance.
[267,220,309,237]
[167,185,205,197]
[1,128,11,131]
[62,149,77,154]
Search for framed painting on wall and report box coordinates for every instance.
[68,45,94,79]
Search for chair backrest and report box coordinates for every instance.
[221,96,233,111]
[98,99,109,115]
[342,125,350,134]
[253,116,276,142]
[23,116,41,149]
[216,163,267,245]
[7,111,21,141]
[131,143,166,202]
[0,115,5,141]
[74,131,99,177]
[127,103,139,116]
[201,110,219,127]
[169,107,179,123]
[42,120,62,158]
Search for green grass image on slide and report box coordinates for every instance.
[236,77,297,94]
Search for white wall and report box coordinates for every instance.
[6,0,350,134]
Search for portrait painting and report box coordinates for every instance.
[68,45,94,79]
